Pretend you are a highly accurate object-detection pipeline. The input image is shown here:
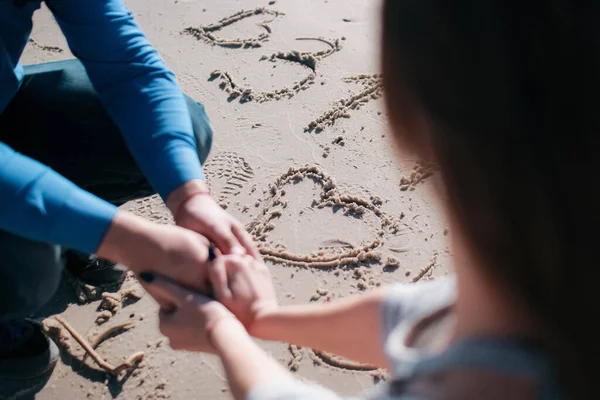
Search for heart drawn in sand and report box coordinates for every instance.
[184,6,344,103]
[208,36,344,103]
[247,165,405,269]
[182,7,284,49]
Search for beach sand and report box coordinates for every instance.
[13,0,451,398]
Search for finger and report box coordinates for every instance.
[232,223,261,260]
[139,272,179,311]
[223,254,246,278]
[157,310,186,351]
[205,225,244,256]
[207,243,217,262]
[140,272,196,306]
[158,308,176,336]
[208,256,232,301]
[250,257,270,273]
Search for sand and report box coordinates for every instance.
[7,0,451,398]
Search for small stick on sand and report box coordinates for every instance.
[54,316,116,373]
[54,316,144,376]
[310,349,378,371]
[112,352,145,375]
[83,321,136,362]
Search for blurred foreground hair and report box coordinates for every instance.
[382,1,600,398]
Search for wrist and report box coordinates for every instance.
[209,317,251,352]
[96,210,158,272]
[166,179,211,215]
[247,306,282,340]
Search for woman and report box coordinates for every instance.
[140,0,600,399]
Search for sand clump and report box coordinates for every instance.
[309,288,331,302]
[399,161,439,191]
[411,252,439,283]
[73,282,100,304]
[96,287,144,325]
[288,344,303,372]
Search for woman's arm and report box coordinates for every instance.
[141,274,345,400]
[213,319,346,400]
[250,288,389,368]
[211,255,391,369]
[212,319,292,400]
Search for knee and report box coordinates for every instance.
[184,95,214,165]
[0,232,63,320]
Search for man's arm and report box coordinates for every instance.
[45,0,260,259]
[46,0,204,201]
[0,142,116,253]
[250,288,389,368]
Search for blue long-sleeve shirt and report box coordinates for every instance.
[0,0,205,253]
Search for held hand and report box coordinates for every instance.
[139,273,241,354]
[97,211,213,293]
[167,180,260,259]
[209,255,278,331]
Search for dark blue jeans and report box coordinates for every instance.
[0,59,213,321]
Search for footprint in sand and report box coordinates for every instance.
[204,152,255,205]
[122,195,172,225]
[246,165,405,270]
[306,73,383,132]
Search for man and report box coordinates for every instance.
[0,0,258,381]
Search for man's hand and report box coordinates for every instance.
[97,210,213,293]
[167,180,260,259]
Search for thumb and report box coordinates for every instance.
[208,256,232,301]
[206,226,245,256]
[139,272,194,310]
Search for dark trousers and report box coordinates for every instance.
[0,59,212,321]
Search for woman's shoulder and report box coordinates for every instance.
[382,338,564,400]
[378,275,564,400]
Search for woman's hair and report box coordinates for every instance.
[382,1,600,398]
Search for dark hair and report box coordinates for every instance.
[382,1,600,398]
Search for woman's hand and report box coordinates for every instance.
[166,180,260,259]
[209,255,278,331]
[139,273,242,353]
[139,273,296,400]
